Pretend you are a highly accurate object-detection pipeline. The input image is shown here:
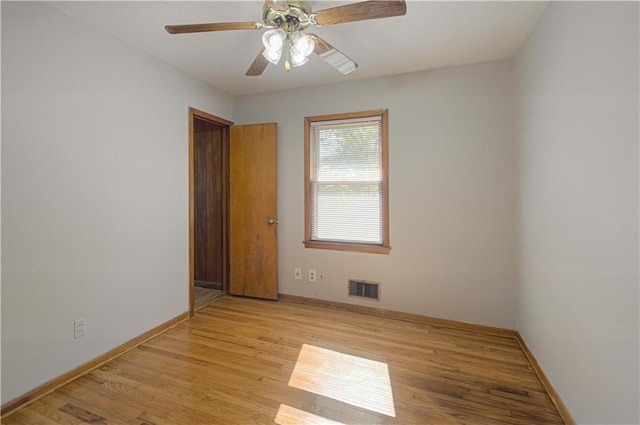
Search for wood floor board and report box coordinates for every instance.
[89,364,258,424]
[2,407,61,425]
[62,378,159,425]
[209,298,522,360]
[141,337,293,384]
[3,296,566,424]
[66,358,273,425]
[63,375,178,423]
[120,347,301,412]
[392,382,520,423]
[160,329,292,366]
[15,395,85,425]
[193,287,224,310]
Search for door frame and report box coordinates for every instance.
[189,107,233,316]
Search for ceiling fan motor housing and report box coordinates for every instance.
[263,0,313,33]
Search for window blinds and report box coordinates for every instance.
[309,116,383,245]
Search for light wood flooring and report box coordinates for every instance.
[194,286,224,310]
[3,296,564,424]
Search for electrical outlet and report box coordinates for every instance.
[74,318,87,339]
[294,267,302,280]
[308,269,317,283]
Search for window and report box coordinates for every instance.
[304,110,390,254]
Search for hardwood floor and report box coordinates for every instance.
[193,286,224,310]
[3,296,564,424]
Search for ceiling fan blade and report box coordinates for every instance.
[246,49,270,76]
[313,0,406,26]
[165,21,262,34]
[265,0,289,12]
[309,34,358,75]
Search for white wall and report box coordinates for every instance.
[234,60,517,329]
[513,2,639,424]
[7,3,636,421]
[1,2,234,404]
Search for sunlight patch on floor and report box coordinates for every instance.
[274,404,347,425]
[288,344,396,417]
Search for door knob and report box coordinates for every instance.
[267,217,278,225]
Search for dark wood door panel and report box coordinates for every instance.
[194,118,224,285]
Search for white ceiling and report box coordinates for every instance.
[47,1,548,96]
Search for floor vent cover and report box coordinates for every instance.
[348,279,381,301]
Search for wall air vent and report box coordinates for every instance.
[348,279,381,301]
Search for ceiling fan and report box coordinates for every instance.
[165,0,407,76]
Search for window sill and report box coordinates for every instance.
[303,240,391,255]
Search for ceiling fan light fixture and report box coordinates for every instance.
[290,48,309,67]
[262,46,283,65]
[262,28,286,51]
[261,28,286,65]
[290,32,314,57]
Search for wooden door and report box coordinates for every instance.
[229,123,278,299]
[193,118,224,287]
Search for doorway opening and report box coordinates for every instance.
[189,108,233,314]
